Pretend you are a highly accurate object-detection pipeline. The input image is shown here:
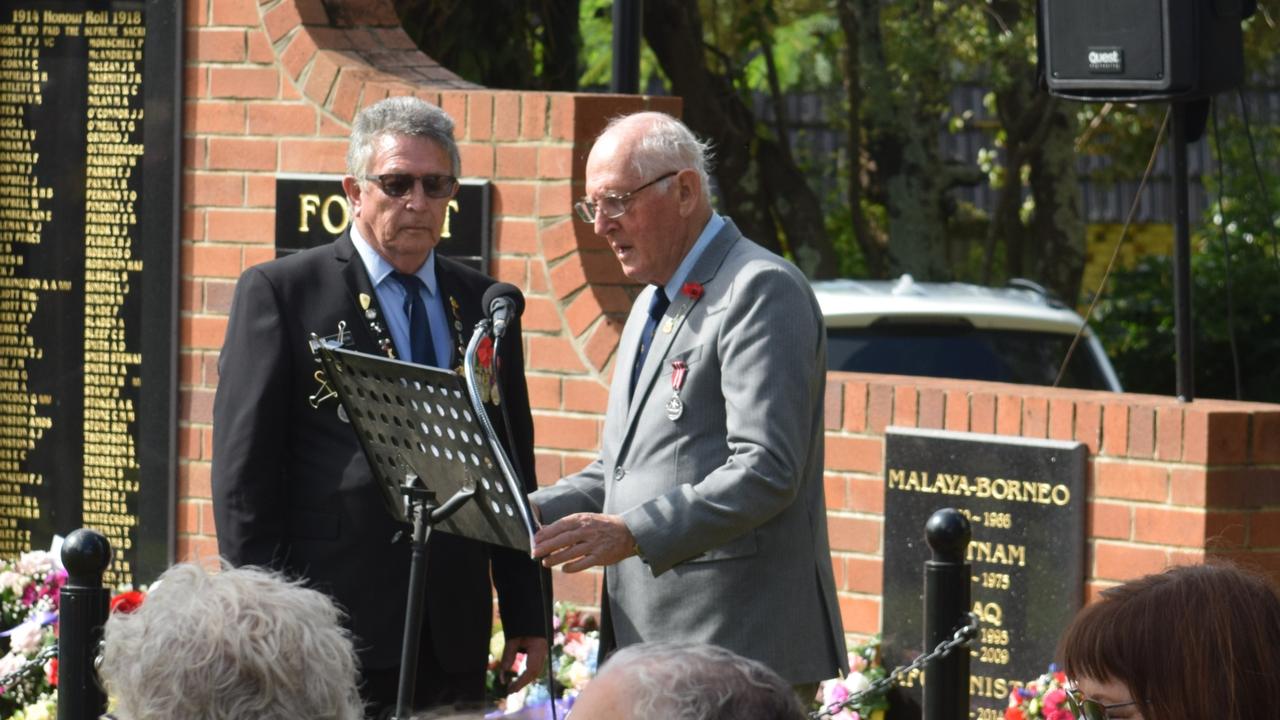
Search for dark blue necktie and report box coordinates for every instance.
[390,272,437,366]
[631,287,670,398]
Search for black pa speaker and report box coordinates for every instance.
[1038,0,1255,102]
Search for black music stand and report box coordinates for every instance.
[312,328,535,719]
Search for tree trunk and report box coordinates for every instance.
[985,1,1085,301]
[850,0,953,280]
[641,0,839,278]
[1028,102,1084,303]
[834,0,888,277]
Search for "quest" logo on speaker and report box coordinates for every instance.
[1086,47,1124,74]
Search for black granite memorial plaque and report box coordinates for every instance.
[881,427,1086,720]
[0,1,180,588]
[274,175,492,272]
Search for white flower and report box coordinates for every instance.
[843,671,872,695]
[567,659,592,690]
[14,698,54,720]
[563,637,590,663]
[10,621,46,654]
[0,650,25,677]
[0,570,25,594]
[16,551,52,577]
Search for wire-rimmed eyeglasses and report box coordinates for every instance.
[1065,686,1139,720]
[573,170,679,223]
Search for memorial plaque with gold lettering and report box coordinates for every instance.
[274,175,491,271]
[881,427,1085,720]
[1,1,180,588]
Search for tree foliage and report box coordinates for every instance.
[395,0,1280,398]
[1093,102,1280,401]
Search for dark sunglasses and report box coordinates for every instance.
[1065,687,1138,720]
[364,173,458,199]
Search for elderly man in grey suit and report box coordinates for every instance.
[531,111,847,687]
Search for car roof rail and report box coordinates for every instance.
[1007,278,1067,309]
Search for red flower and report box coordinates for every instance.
[109,589,146,614]
[46,657,57,687]
[477,336,494,367]
[681,282,704,300]
[1004,708,1025,720]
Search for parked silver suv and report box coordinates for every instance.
[811,275,1122,391]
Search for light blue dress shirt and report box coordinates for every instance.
[350,226,455,368]
[661,212,725,299]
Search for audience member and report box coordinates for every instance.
[569,641,806,720]
[1058,561,1280,720]
[98,563,364,720]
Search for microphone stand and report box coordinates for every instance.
[489,324,560,720]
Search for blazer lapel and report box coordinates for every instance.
[335,232,398,358]
[432,257,470,371]
[618,221,741,449]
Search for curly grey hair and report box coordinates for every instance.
[601,112,714,203]
[346,95,461,178]
[596,641,805,720]
[98,563,364,720]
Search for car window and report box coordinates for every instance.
[827,325,1113,391]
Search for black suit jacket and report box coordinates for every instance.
[211,232,543,672]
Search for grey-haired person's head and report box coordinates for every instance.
[600,111,714,204]
[98,562,364,720]
[571,641,805,720]
[347,95,461,179]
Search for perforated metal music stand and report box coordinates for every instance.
[311,330,536,718]
[313,342,535,552]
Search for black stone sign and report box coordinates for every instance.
[0,1,180,588]
[881,427,1086,720]
[274,174,492,272]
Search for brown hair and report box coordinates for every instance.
[1058,561,1280,720]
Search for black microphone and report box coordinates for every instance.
[482,282,525,339]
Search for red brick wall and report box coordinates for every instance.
[181,0,676,559]
[181,0,1280,642]
[822,374,1280,637]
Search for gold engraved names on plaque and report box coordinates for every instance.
[80,7,144,587]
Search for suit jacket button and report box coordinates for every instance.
[613,467,626,481]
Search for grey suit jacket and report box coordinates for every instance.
[532,219,847,683]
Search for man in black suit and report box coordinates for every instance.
[212,96,547,717]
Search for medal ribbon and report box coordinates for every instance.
[671,360,688,392]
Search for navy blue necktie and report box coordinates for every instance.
[390,272,437,366]
[631,287,670,398]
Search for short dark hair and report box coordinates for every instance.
[1058,561,1280,720]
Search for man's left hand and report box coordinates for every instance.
[500,635,549,693]
[533,513,637,572]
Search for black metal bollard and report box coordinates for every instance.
[923,508,971,720]
[58,529,111,720]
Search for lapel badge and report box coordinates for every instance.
[359,293,372,310]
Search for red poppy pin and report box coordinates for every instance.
[109,589,147,614]
[477,335,495,368]
[681,282,704,300]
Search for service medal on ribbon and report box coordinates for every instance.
[667,360,688,421]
